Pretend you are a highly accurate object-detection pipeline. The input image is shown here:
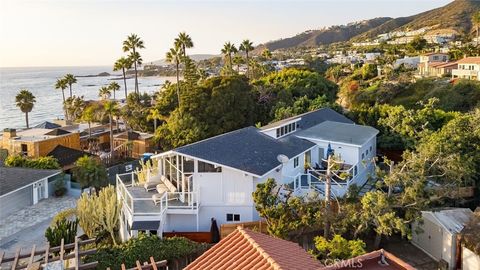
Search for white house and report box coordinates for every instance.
[116,108,379,241]
[452,57,480,81]
[412,208,473,270]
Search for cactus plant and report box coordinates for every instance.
[45,217,79,248]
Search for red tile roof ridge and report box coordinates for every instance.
[237,227,282,270]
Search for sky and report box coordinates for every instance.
[0,0,452,67]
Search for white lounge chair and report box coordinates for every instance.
[144,180,162,191]
[152,176,179,204]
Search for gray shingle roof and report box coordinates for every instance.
[295,121,379,146]
[47,145,93,167]
[33,121,61,129]
[261,108,353,130]
[0,167,60,196]
[174,127,315,176]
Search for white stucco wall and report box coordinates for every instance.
[462,247,480,270]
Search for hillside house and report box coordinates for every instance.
[417,52,451,77]
[116,109,378,240]
[452,57,480,81]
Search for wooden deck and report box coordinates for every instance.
[125,186,195,214]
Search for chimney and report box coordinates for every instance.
[3,128,17,139]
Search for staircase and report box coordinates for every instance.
[358,177,379,196]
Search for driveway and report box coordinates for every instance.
[0,196,76,255]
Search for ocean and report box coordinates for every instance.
[0,66,170,130]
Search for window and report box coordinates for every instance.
[361,153,365,159]
[226,214,240,222]
[182,157,194,173]
[198,161,221,173]
[354,165,358,176]
[366,149,369,156]
[304,150,311,165]
[370,146,372,152]
[21,144,28,154]
[276,129,280,138]
[293,157,299,168]
[288,124,292,133]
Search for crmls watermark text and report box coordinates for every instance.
[322,258,364,268]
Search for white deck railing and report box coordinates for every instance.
[116,172,198,216]
[287,160,375,198]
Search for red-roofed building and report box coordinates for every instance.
[452,57,480,81]
[417,52,455,77]
[185,227,324,270]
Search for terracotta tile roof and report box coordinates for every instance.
[435,62,457,68]
[457,57,480,64]
[185,227,323,270]
[422,52,448,56]
[428,62,449,68]
[321,249,416,270]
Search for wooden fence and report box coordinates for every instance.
[163,232,212,243]
[220,220,268,239]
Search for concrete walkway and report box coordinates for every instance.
[0,196,77,244]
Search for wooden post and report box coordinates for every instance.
[27,245,36,268]
[150,257,158,270]
[74,237,80,270]
[11,248,20,270]
[60,238,65,263]
[44,243,50,264]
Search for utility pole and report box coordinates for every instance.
[324,155,332,239]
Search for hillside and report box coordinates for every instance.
[255,17,392,52]
[258,0,480,51]
[146,54,218,66]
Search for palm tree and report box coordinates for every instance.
[128,51,143,95]
[473,11,480,46]
[55,78,68,119]
[147,108,162,131]
[232,54,244,73]
[109,81,120,100]
[15,89,36,128]
[175,32,194,59]
[239,39,254,77]
[81,105,96,138]
[66,95,85,121]
[98,86,111,100]
[63,74,77,98]
[166,45,182,108]
[123,34,145,94]
[103,101,119,153]
[113,57,132,99]
[261,48,272,61]
[221,42,237,70]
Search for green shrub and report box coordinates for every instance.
[4,155,60,169]
[85,234,209,269]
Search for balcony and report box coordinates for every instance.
[288,160,374,198]
[452,69,479,78]
[116,172,199,218]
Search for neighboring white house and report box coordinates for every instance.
[452,57,480,81]
[412,208,473,270]
[0,167,62,220]
[394,56,420,69]
[116,108,379,241]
